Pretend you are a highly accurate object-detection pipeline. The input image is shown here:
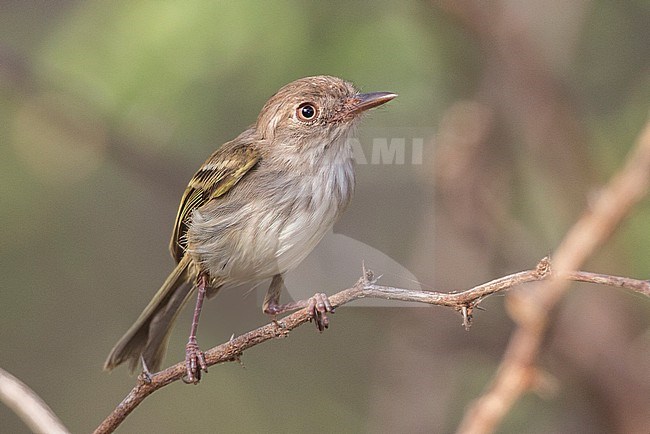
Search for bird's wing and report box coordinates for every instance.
[169,143,261,262]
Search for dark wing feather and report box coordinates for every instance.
[169,143,261,262]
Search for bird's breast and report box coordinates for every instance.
[187,149,355,287]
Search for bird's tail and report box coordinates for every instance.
[104,255,194,373]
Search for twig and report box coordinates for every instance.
[94,262,650,434]
[0,367,70,434]
[457,119,650,434]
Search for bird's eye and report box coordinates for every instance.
[296,103,318,122]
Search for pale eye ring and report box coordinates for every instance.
[296,102,318,121]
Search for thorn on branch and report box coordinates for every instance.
[460,305,473,330]
[138,356,152,384]
[361,262,375,284]
[229,353,244,367]
[536,256,552,277]
[137,371,152,385]
[226,335,245,366]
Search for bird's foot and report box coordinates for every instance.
[264,292,335,331]
[183,338,207,384]
[308,293,334,332]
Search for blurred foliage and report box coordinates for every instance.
[1,1,648,433]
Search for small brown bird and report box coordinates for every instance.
[104,75,396,383]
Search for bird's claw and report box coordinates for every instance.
[183,338,207,384]
[308,292,334,331]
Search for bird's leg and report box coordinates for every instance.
[183,271,209,384]
[263,274,334,331]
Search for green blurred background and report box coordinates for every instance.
[1,1,649,433]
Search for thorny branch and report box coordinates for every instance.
[94,261,650,434]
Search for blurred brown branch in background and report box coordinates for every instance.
[0,367,70,434]
[457,119,650,434]
[94,256,650,433]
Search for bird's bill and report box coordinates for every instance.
[349,92,398,115]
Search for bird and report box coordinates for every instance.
[104,75,396,383]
